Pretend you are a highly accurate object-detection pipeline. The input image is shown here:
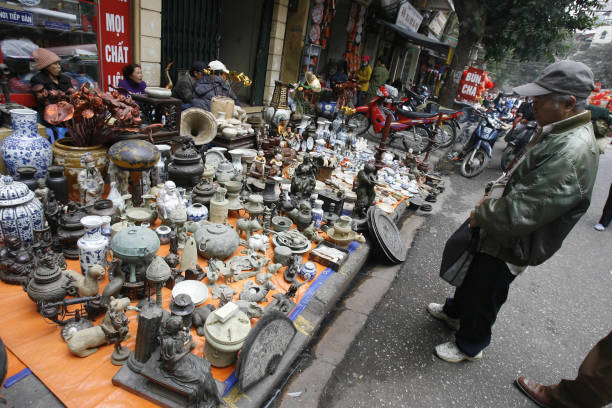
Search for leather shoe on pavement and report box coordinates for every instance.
[515,377,555,408]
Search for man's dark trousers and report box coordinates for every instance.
[598,182,612,227]
[443,252,516,357]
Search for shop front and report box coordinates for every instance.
[0,0,131,107]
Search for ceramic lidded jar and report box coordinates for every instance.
[203,308,251,367]
[46,165,68,204]
[215,160,235,183]
[0,176,45,244]
[57,207,88,259]
[167,144,204,189]
[77,215,109,275]
[1,109,53,179]
[194,223,239,260]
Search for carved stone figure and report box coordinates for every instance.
[66,297,131,358]
[0,235,36,285]
[34,178,49,204]
[290,156,316,202]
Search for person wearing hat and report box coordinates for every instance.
[428,60,600,365]
[357,55,372,106]
[192,60,239,112]
[172,61,206,109]
[30,48,74,112]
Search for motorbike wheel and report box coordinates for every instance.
[400,125,433,153]
[347,113,370,136]
[500,145,516,171]
[460,147,489,178]
[434,122,457,148]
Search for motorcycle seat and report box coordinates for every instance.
[397,106,438,119]
[439,107,460,114]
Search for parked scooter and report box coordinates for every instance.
[459,109,512,178]
[500,120,537,171]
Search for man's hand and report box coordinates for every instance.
[470,196,488,228]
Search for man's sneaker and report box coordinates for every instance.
[594,223,605,231]
[434,342,483,363]
[426,303,460,331]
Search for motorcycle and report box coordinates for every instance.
[349,85,461,153]
[459,109,512,178]
[500,120,537,171]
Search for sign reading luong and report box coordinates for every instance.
[97,0,131,92]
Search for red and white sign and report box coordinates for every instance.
[457,67,486,102]
[97,0,131,92]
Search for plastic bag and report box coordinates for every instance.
[1,38,38,59]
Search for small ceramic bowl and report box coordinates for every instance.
[155,225,171,244]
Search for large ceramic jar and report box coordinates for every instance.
[194,223,239,260]
[0,176,44,244]
[167,144,204,188]
[77,215,109,275]
[1,109,53,179]
[51,138,108,203]
[46,165,68,204]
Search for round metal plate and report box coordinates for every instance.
[368,207,406,263]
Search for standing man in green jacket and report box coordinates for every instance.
[366,57,389,100]
[427,61,599,364]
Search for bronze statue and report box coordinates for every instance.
[0,235,36,285]
[353,163,378,219]
[157,316,220,407]
[290,156,316,202]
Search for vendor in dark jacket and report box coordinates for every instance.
[30,48,74,114]
[172,61,206,109]
[192,60,239,112]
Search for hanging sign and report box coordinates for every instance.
[97,0,131,92]
[0,7,33,26]
[457,67,486,102]
[396,1,422,32]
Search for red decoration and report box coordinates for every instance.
[97,0,132,92]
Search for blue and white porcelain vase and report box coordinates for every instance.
[312,199,324,229]
[186,202,208,222]
[77,215,109,275]
[0,176,44,244]
[1,109,53,179]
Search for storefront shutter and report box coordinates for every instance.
[161,0,221,85]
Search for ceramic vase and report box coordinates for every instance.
[312,199,324,229]
[209,187,229,224]
[228,150,243,176]
[1,109,53,180]
[0,176,45,244]
[77,215,109,275]
[151,144,171,186]
[186,203,209,222]
[46,165,68,204]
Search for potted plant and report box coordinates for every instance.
[38,83,144,201]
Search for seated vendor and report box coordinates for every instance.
[30,48,74,114]
[117,63,147,96]
[172,61,206,110]
[192,60,240,112]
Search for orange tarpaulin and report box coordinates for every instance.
[0,201,395,407]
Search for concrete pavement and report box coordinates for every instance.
[279,141,612,408]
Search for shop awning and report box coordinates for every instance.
[379,19,451,54]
